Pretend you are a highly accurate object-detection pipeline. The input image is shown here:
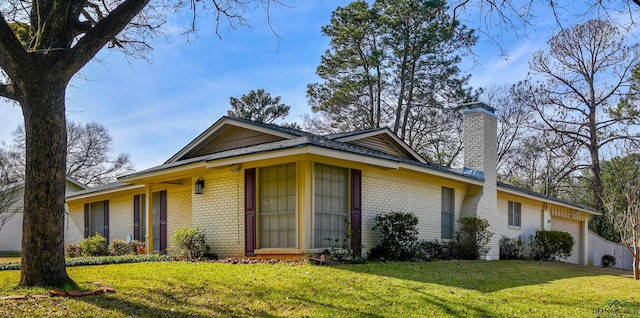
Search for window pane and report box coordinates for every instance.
[141,194,147,243]
[152,192,161,251]
[441,187,454,239]
[90,202,104,237]
[508,201,521,227]
[258,163,296,248]
[314,163,348,248]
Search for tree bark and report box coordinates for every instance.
[18,74,72,287]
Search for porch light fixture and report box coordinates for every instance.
[194,178,205,195]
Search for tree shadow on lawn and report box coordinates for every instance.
[76,290,277,318]
[338,260,631,293]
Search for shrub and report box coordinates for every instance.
[128,240,145,255]
[601,254,617,268]
[418,240,454,261]
[79,233,109,257]
[453,217,493,260]
[110,240,131,256]
[529,230,575,261]
[172,227,211,261]
[369,211,419,261]
[499,236,525,260]
[64,243,82,258]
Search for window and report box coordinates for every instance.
[314,163,348,248]
[89,201,105,237]
[134,192,165,251]
[85,200,108,241]
[259,163,296,248]
[508,201,521,227]
[441,187,455,239]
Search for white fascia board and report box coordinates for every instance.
[205,146,401,170]
[118,162,207,183]
[498,186,600,215]
[204,145,478,186]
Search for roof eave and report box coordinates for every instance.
[66,184,145,202]
[498,185,600,215]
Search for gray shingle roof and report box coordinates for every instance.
[120,130,476,181]
[93,116,595,214]
[497,181,599,214]
[65,181,133,198]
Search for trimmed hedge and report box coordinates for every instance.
[172,227,212,261]
[530,230,575,261]
[0,254,172,271]
[369,211,420,261]
[79,233,109,257]
[499,236,526,260]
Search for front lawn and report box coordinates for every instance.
[0,260,635,317]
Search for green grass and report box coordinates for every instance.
[0,260,636,317]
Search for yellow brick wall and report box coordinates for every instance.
[361,169,466,253]
[108,196,134,242]
[67,203,84,244]
[167,187,192,249]
[192,169,245,258]
[66,195,134,244]
[67,187,192,250]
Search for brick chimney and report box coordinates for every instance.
[462,102,499,260]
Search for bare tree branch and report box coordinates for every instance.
[0,13,28,80]
[65,0,151,76]
[0,82,17,101]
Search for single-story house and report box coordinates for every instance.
[0,177,87,252]
[65,102,598,263]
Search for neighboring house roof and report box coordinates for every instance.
[65,177,89,191]
[2,177,88,195]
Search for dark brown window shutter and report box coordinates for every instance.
[133,195,140,241]
[103,200,110,243]
[159,190,167,253]
[245,168,256,256]
[351,169,362,257]
[84,203,89,238]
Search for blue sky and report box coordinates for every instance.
[0,1,623,171]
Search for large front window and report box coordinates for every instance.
[314,163,348,248]
[259,163,296,248]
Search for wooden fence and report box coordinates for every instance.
[588,230,635,270]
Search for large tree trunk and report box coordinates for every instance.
[18,75,73,287]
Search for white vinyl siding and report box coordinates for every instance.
[259,163,297,248]
[314,163,348,248]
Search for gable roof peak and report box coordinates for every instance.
[165,116,308,164]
